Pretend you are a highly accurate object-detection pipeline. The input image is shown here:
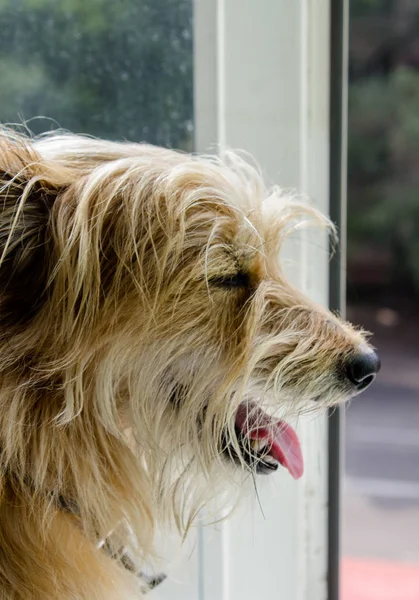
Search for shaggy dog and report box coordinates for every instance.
[0,128,379,599]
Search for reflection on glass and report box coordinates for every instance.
[344,1,419,599]
[0,0,193,148]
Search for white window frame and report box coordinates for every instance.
[154,1,348,598]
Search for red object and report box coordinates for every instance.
[342,557,419,600]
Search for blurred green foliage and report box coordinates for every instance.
[349,1,419,290]
[0,0,193,147]
[351,0,395,16]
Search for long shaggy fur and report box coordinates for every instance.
[0,127,368,599]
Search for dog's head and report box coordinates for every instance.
[0,129,379,526]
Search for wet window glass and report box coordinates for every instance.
[0,0,193,148]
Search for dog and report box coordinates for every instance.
[0,127,379,599]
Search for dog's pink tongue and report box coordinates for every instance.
[253,422,304,480]
[236,405,304,480]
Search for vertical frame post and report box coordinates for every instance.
[328,0,349,598]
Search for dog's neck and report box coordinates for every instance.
[58,493,166,591]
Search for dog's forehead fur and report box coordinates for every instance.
[31,135,309,296]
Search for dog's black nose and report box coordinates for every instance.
[346,351,380,391]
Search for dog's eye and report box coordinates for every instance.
[208,272,250,288]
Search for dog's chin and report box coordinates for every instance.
[223,402,304,479]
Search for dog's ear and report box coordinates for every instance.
[0,130,65,327]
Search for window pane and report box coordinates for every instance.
[0,0,193,148]
[344,1,419,598]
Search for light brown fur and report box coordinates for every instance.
[0,127,369,599]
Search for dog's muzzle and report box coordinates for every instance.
[225,350,380,478]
